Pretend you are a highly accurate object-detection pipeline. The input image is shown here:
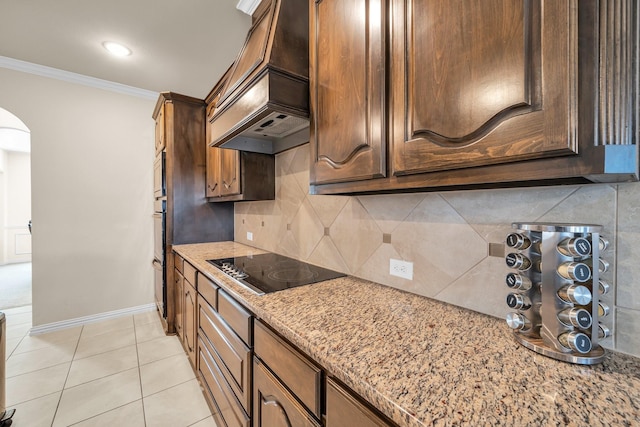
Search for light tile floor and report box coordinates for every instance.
[3,305,218,427]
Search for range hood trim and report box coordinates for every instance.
[210,67,310,154]
[217,126,310,155]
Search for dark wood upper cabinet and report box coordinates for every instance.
[391,0,575,175]
[310,0,386,185]
[310,0,639,195]
[207,145,242,199]
[154,102,166,154]
[206,69,230,199]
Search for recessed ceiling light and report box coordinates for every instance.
[102,41,132,57]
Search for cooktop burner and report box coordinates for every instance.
[207,253,345,295]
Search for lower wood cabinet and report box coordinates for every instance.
[174,256,197,368]
[198,336,250,427]
[173,257,396,427]
[253,319,393,427]
[196,281,252,427]
[198,295,252,413]
[183,279,196,368]
[254,320,321,418]
[253,357,320,427]
[326,377,393,427]
[173,267,184,338]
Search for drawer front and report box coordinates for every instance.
[254,320,322,418]
[218,290,252,346]
[253,358,321,427]
[198,338,250,427]
[174,253,184,274]
[326,378,394,427]
[184,262,197,288]
[198,273,218,310]
[199,297,251,412]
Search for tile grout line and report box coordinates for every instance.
[65,399,144,427]
[50,322,84,427]
[5,324,29,361]
[4,390,62,414]
[77,318,147,424]
[53,316,141,425]
[133,317,148,427]
[186,414,214,427]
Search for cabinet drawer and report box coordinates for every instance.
[254,320,322,418]
[174,254,184,274]
[326,377,393,427]
[198,297,251,412]
[198,337,250,427]
[198,274,218,310]
[253,358,321,427]
[218,290,252,346]
[184,262,197,288]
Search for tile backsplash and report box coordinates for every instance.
[235,143,640,358]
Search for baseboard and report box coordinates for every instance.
[29,303,158,336]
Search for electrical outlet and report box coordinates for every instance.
[247,231,253,241]
[390,259,413,280]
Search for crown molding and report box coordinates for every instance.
[236,0,261,15]
[0,55,158,101]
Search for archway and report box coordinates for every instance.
[0,107,32,309]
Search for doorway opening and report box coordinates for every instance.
[0,107,32,310]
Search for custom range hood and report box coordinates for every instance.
[209,0,309,155]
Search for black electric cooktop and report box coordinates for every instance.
[207,253,345,295]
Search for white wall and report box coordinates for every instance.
[0,67,156,326]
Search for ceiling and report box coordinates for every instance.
[0,0,253,99]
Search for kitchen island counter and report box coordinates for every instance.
[174,241,640,427]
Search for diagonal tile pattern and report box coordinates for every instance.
[2,306,216,426]
[234,143,640,357]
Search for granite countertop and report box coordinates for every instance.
[173,242,640,427]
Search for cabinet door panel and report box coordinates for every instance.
[253,358,320,427]
[391,0,577,175]
[184,282,196,367]
[174,270,183,338]
[155,103,165,153]
[310,0,386,184]
[206,146,221,198]
[220,148,241,197]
